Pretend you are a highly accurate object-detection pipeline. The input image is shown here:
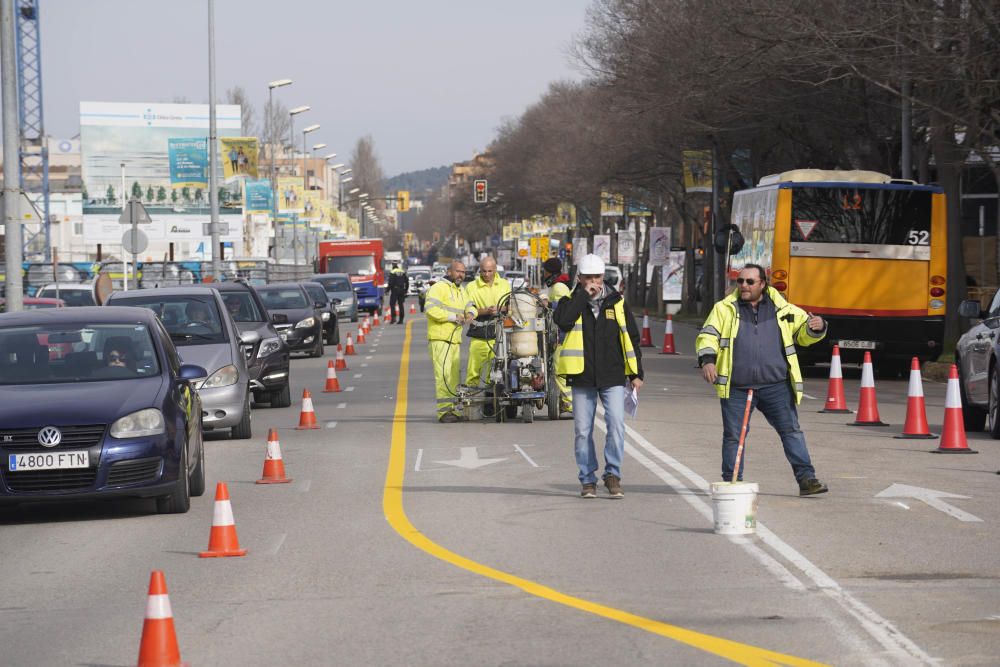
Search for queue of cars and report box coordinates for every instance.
[0,273,361,514]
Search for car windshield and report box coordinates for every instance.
[258,287,308,309]
[0,323,160,385]
[409,271,430,280]
[37,287,96,306]
[109,295,227,345]
[325,256,376,276]
[302,284,328,305]
[314,277,352,292]
[220,291,265,322]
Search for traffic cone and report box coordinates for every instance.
[850,351,888,426]
[323,360,342,393]
[373,311,380,327]
[257,428,292,484]
[410,302,416,314]
[896,357,936,439]
[199,482,248,557]
[334,344,348,370]
[357,326,366,344]
[660,315,678,354]
[639,311,654,347]
[820,345,851,413]
[136,570,187,667]
[344,333,356,355]
[933,364,978,453]
[363,316,371,334]
[295,389,320,430]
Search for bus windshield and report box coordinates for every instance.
[790,188,932,246]
[325,256,376,276]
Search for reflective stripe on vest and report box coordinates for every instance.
[556,300,638,376]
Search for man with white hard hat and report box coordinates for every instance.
[553,253,644,499]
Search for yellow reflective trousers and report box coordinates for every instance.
[429,340,461,419]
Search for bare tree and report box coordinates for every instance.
[350,135,385,204]
[261,98,291,153]
[225,85,257,137]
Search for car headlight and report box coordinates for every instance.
[342,297,354,306]
[321,312,331,321]
[110,408,165,439]
[201,364,238,388]
[295,316,316,329]
[257,337,281,358]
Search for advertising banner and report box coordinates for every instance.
[572,236,588,264]
[244,179,273,214]
[556,202,576,228]
[220,137,259,178]
[662,250,686,301]
[682,150,713,193]
[302,190,324,222]
[277,176,304,213]
[600,191,624,217]
[167,138,208,188]
[592,234,611,263]
[617,230,637,264]
[648,227,672,266]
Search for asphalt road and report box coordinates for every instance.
[1,306,997,666]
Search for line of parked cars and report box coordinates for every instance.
[0,273,361,515]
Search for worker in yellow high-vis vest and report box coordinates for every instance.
[424,260,478,423]
[542,257,573,416]
[464,256,511,388]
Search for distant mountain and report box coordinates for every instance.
[383,165,450,195]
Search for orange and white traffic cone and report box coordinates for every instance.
[820,345,850,413]
[933,364,978,453]
[295,389,320,430]
[136,570,187,667]
[660,315,677,355]
[897,357,936,439]
[850,351,888,426]
[410,302,416,314]
[323,360,342,393]
[199,482,248,557]
[334,344,348,370]
[257,428,292,484]
[639,311,654,347]
[373,311,380,327]
[363,316,371,334]
[357,326,366,344]
[344,333,356,355]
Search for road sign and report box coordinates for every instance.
[122,228,149,255]
[118,198,152,225]
[474,179,488,204]
[517,240,529,258]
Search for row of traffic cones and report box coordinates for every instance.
[821,346,976,453]
[637,311,680,355]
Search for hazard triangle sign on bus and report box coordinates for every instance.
[795,219,818,240]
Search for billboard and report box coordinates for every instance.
[220,137,259,179]
[167,138,208,188]
[244,179,273,214]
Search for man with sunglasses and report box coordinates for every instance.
[696,264,829,496]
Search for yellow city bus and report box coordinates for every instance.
[729,169,947,374]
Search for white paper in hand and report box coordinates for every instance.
[624,385,639,418]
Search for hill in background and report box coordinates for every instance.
[383,165,450,195]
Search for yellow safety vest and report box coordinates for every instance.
[557,298,638,376]
[466,275,512,312]
[424,279,476,343]
[547,281,571,303]
[694,286,826,404]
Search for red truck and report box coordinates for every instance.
[317,239,385,314]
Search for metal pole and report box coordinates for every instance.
[131,200,138,290]
[207,0,221,280]
[1,0,22,311]
[711,142,722,302]
[269,86,277,235]
[901,79,912,179]
[295,129,303,266]
[121,162,128,290]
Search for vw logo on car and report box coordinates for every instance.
[37,426,62,448]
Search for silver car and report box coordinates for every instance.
[105,286,253,439]
[309,273,358,323]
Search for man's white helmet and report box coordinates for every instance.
[578,253,606,275]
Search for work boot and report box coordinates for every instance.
[798,478,829,496]
[603,474,624,499]
[439,413,459,424]
[580,483,597,499]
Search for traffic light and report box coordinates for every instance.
[397,190,410,212]
[473,179,488,204]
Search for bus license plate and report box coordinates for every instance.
[8,451,89,472]
[839,340,876,350]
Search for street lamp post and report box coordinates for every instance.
[267,78,292,240]
[282,105,309,262]
[298,123,321,267]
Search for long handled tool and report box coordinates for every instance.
[732,389,753,482]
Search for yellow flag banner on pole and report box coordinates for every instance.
[682,150,713,193]
[220,137,259,179]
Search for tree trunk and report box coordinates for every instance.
[930,112,967,345]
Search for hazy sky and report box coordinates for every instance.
[40,0,592,176]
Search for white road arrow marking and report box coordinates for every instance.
[434,446,506,470]
[876,483,983,522]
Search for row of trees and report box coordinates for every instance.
[469,0,998,335]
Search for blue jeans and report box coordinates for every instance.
[721,382,816,483]
[572,385,626,484]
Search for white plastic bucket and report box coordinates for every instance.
[710,482,759,535]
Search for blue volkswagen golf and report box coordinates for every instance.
[0,306,207,513]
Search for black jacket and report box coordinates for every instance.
[387,270,409,294]
[553,284,644,388]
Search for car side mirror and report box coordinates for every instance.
[958,299,984,319]
[240,330,261,345]
[178,364,207,381]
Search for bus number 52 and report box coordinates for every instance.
[906,230,930,245]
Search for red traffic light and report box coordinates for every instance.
[473,179,488,203]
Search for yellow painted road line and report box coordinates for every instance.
[383,321,827,667]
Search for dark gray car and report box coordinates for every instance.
[309,273,358,322]
[257,283,325,358]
